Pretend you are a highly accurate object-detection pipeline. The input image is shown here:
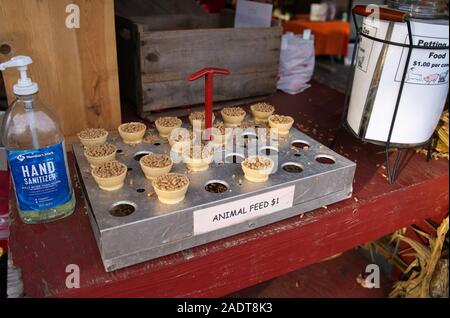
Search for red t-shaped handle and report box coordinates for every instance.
[188,67,230,140]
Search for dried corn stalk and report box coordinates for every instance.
[417,110,449,160]
[389,216,449,298]
[436,110,449,155]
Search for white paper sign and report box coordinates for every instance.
[234,0,273,28]
[194,185,295,235]
[395,34,449,85]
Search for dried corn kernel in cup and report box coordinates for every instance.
[140,154,173,180]
[250,102,275,123]
[155,116,182,138]
[84,143,117,167]
[118,122,147,144]
[92,161,127,191]
[152,173,190,204]
[77,128,108,147]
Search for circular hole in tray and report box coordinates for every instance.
[133,151,151,161]
[205,180,229,193]
[260,146,278,156]
[242,132,258,140]
[136,188,145,193]
[315,154,336,165]
[225,153,245,164]
[282,162,304,173]
[291,140,311,150]
[116,149,123,154]
[153,142,161,146]
[127,167,133,172]
[110,201,136,217]
[294,153,301,157]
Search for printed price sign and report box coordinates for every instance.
[194,185,295,235]
[396,34,449,85]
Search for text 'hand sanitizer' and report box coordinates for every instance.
[0,56,75,224]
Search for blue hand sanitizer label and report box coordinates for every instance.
[8,143,71,212]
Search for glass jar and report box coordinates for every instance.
[387,0,446,18]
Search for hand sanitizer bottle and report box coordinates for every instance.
[0,56,75,224]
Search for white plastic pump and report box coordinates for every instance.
[0,55,39,96]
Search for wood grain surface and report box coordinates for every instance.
[140,28,281,82]
[233,249,393,298]
[0,0,121,139]
[141,72,278,112]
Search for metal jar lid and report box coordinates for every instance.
[387,0,447,19]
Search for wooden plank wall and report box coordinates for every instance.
[139,27,282,113]
[131,14,232,32]
[0,0,122,142]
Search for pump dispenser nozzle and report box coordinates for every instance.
[0,55,39,95]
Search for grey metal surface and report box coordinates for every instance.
[73,128,356,271]
[0,111,7,171]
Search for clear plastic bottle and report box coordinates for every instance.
[1,56,75,224]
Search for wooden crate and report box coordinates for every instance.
[116,1,282,117]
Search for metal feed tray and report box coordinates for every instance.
[73,127,356,272]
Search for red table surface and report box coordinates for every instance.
[8,81,449,298]
[283,19,350,56]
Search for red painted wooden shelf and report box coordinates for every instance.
[232,249,394,298]
[8,81,449,298]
